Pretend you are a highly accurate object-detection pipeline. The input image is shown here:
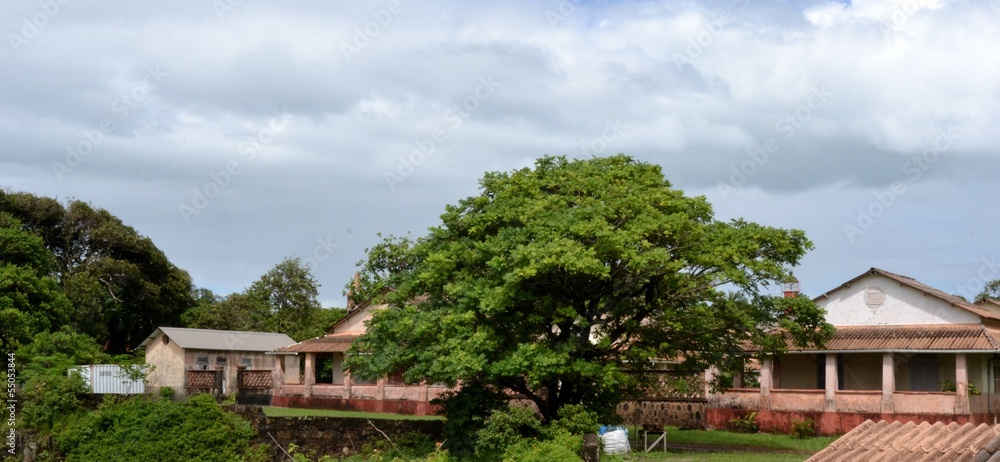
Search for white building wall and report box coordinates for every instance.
[817,274,980,326]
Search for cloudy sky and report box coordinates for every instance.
[3,0,998,307]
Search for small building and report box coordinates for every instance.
[139,327,297,397]
[709,268,1000,435]
[268,301,450,415]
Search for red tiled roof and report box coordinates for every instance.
[808,420,1000,462]
[270,333,361,353]
[788,324,1000,352]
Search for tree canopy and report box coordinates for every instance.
[346,155,833,422]
[182,257,344,341]
[0,191,195,353]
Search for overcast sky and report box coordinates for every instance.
[3,0,998,308]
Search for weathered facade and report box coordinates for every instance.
[269,302,450,415]
[140,327,296,397]
[708,268,1000,435]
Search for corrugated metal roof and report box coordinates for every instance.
[808,420,1000,462]
[137,327,295,352]
[791,324,1000,352]
[270,333,361,353]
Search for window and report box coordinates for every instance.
[387,369,406,386]
[216,356,227,370]
[315,354,334,384]
[909,357,940,391]
[865,286,886,309]
[196,355,209,370]
[240,357,253,368]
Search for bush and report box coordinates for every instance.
[432,382,509,458]
[727,411,758,433]
[501,430,583,462]
[475,406,543,461]
[789,418,816,439]
[57,394,259,461]
[158,386,175,400]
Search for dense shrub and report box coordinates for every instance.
[472,404,598,462]
[432,382,509,458]
[475,406,543,461]
[57,394,265,461]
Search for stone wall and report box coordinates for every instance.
[228,405,445,461]
[616,398,707,430]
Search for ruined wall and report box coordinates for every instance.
[228,405,445,461]
[616,398,707,430]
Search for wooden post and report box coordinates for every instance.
[582,433,600,462]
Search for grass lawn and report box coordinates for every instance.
[262,406,444,420]
[620,426,838,462]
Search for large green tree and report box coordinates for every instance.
[0,191,195,353]
[183,257,343,340]
[346,155,832,422]
[0,215,73,351]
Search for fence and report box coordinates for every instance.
[186,368,224,397]
[69,364,146,394]
[236,366,273,405]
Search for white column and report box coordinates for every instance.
[825,354,837,412]
[956,353,970,415]
[880,353,894,413]
[303,353,315,398]
[760,358,773,409]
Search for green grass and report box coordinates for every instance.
[262,406,444,420]
[617,426,838,462]
[634,452,812,462]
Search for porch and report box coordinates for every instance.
[708,350,1000,434]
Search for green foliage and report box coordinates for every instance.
[0,263,73,351]
[57,394,259,461]
[788,418,816,439]
[978,279,1000,302]
[942,379,956,392]
[544,404,599,438]
[158,386,175,399]
[970,381,981,396]
[474,405,597,462]
[475,407,543,461]
[433,383,509,458]
[0,191,196,353]
[727,412,758,434]
[500,429,582,462]
[10,329,113,432]
[347,155,832,423]
[182,257,342,341]
[355,431,439,461]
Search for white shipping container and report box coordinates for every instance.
[69,365,146,394]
